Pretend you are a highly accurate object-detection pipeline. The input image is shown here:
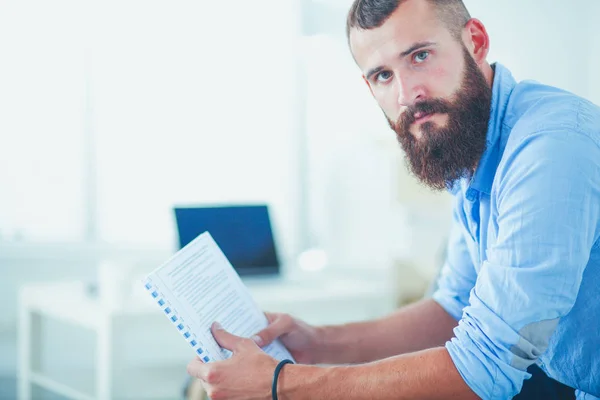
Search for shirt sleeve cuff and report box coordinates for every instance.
[445,333,496,399]
[444,316,532,399]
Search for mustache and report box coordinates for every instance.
[398,99,452,126]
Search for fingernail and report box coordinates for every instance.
[213,322,222,330]
[251,335,263,346]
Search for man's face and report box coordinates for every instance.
[349,0,492,190]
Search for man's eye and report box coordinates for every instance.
[376,71,393,82]
[414,51,430,63]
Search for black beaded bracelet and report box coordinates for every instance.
[272,359,294,400]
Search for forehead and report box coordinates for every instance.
[349,0,449,70]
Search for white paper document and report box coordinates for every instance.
[143,232,295,363]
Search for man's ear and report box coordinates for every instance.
[463,18,490,65]
[362,75,375,97]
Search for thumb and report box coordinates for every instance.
[211,322,243,351]
[252,314,292,347]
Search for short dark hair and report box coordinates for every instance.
[346,0,471,41]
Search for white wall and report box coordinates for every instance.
[0,0,88,242]
[0,0,304,256]
[463,0,592,100]
[89,0,302,254]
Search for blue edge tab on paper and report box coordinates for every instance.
[145,280,211,363]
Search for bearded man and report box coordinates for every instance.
[185,1,600,399]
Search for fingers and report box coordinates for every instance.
[186,357,209,381]
[265,312,279,323]
[211,322,250,352]
[252,313,294,347]
[187,357,222,389]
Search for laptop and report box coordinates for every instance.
[173,204,282,278]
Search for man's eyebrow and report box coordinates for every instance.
[365,66,385,80]
[400,41,436,58]
[365,41,436,80]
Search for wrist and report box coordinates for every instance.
[311,326,328,364]
[277,364,344,400]
[272,359,294,400]
[313,325,359,365]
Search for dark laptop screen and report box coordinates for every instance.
[174,205,280,276]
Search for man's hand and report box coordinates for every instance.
[187,322,278,400]
[251,312,322,364]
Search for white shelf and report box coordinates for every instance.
[20,282,104,330]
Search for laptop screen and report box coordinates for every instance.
[173,204,280,276]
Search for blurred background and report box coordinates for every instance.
[1,0,599,399]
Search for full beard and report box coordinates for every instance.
[389,48,493,191]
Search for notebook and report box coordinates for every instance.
[142,231,295,363]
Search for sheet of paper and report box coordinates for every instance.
[145,232,294,363]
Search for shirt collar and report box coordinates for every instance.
[467,63,517,198]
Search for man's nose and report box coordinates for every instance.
[397,75,424,107]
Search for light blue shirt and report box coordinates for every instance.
[432,63,600,400]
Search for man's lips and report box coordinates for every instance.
[413,112,435,124]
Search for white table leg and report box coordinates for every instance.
[18,304,42,400]
[17,301,31,400]
[96,315,113,400]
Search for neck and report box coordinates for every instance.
[481,62,495,87]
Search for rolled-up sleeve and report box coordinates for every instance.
[440,130,600,399]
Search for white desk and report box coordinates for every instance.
[17,271,398,400]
